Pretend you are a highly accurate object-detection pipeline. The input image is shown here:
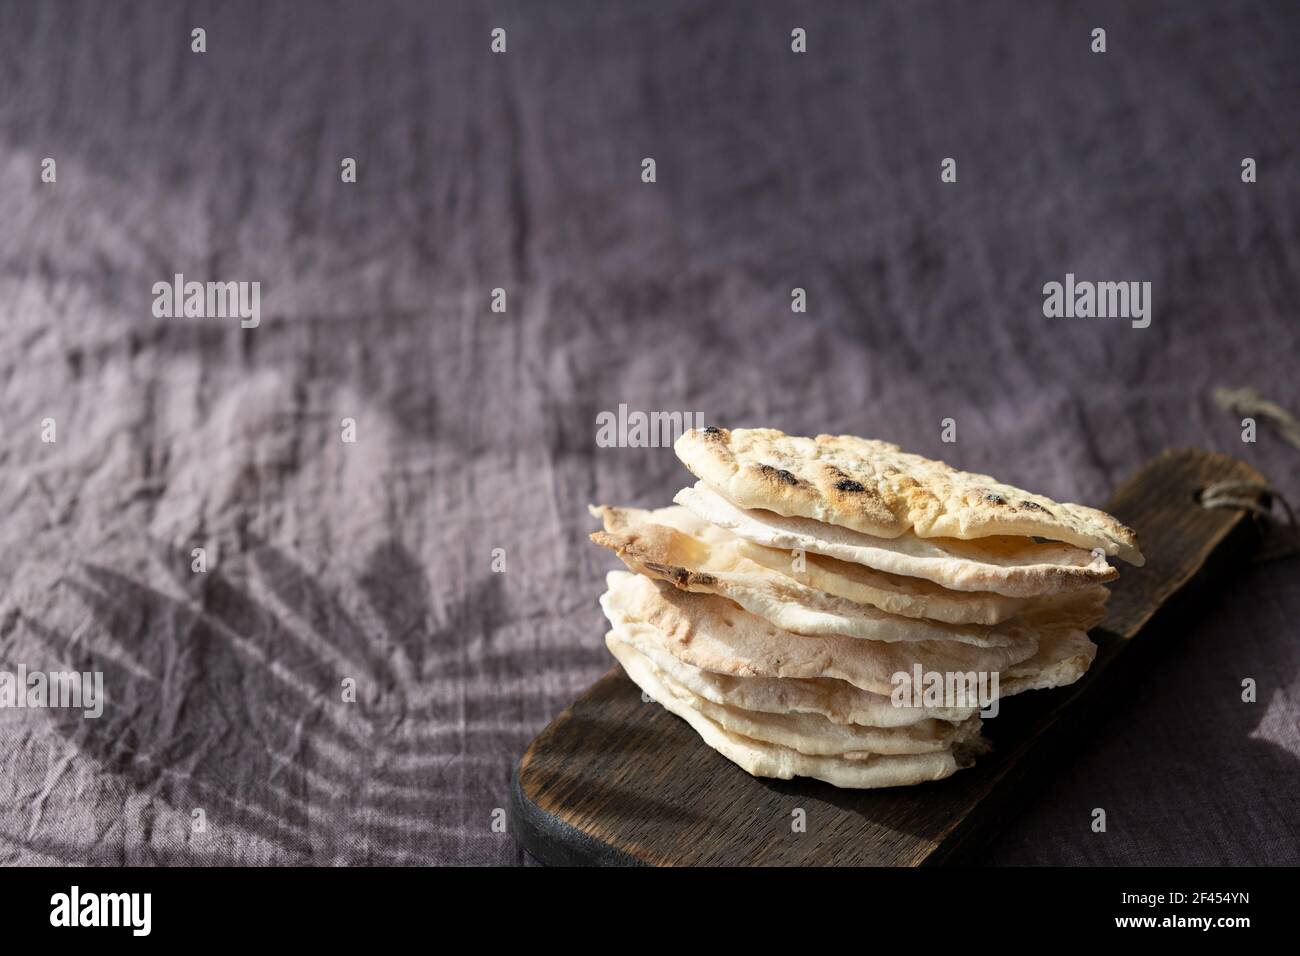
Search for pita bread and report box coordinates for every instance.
[733,530,1110,627]
[605,500,1111,626]
[610,619,976,726]
[676,482,1117,598]
[609,636,980,788]
[608,634,981,755]
[592,505,1030,647]
[675,427,1143,564]
[1001,627,1097,693]
[600,570,1041,697]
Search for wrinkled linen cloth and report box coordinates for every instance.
[0,0,1296,865]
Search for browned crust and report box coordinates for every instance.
[675,427,1143,564]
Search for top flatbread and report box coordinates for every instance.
[675,427,1143,565]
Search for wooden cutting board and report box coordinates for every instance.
[511,449,1268,866]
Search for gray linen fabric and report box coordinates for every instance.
[0,0,1296,865]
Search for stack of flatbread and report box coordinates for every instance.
[590,427,1143,789]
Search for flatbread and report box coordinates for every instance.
[657,499,1113,627]
[592,504,1108,641]
[733,531,1110,627]
[593,505,1026,647]
[610,619,976,726]
[1001,627,1097,693]
[608,636,978,788]
[600,570,1041,697]
[608,636,982,760]
[608,633,980,754]
[675,427,1143,564]
[676,482,1117,598]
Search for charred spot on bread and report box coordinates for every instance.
[757,463,800,486]
[834,478,866,493]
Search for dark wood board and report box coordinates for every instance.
[511,449,1268,866]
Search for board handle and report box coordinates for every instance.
[1098,448,1268,641]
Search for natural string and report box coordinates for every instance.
[1213,386,1300,451]
[1205,387,1300,562]
[1199,480,1300,562]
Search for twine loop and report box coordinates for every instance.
[1199,479,1299,562]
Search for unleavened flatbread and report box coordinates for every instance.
[610,619,976,726]
[609,636,981,788]
[638,500,1112,626]
[607,633,981,754]
[733,529,1110,627]
[1001,627,1097,693]
[592,504,1107,641]
[594,505,1025,647]
[676,482,1117,598]
[599,570,1041,696]
[675,427,1143,564]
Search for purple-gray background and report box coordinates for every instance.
[0,0,1296,865]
